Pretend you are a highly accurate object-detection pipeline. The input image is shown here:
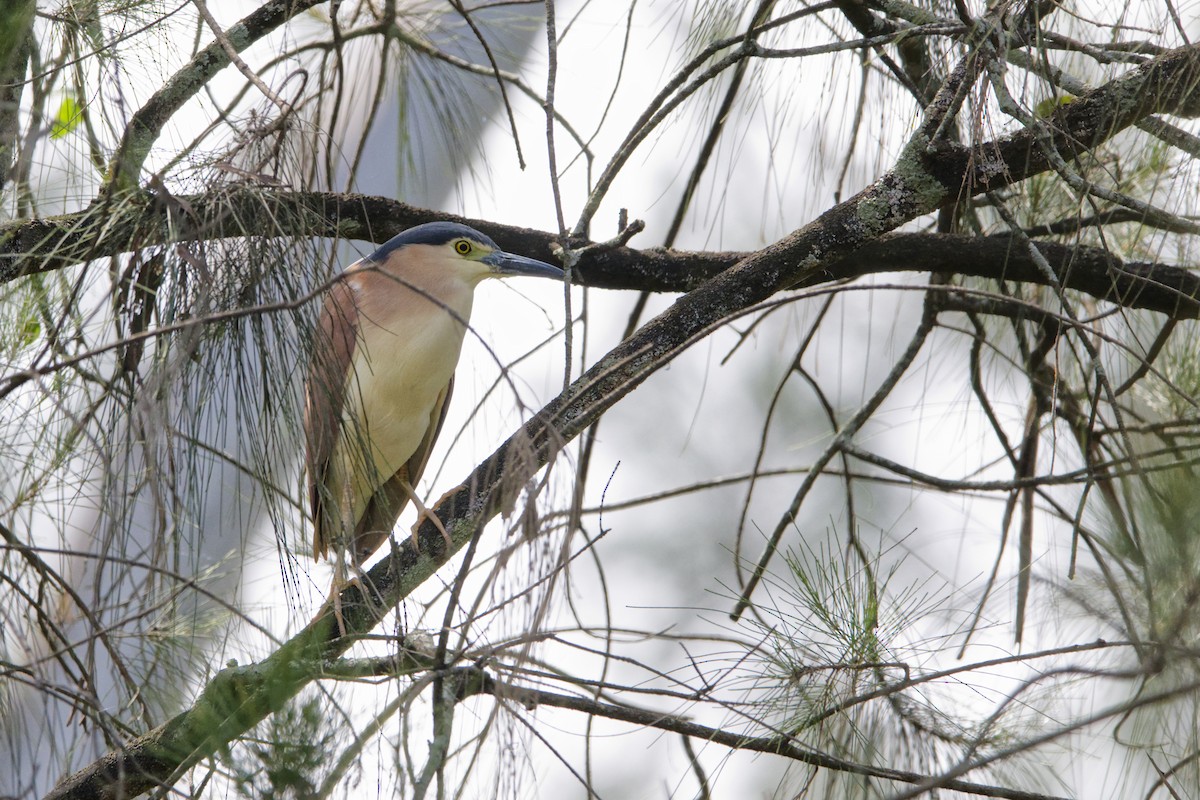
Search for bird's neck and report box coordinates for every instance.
[354,259,479,329]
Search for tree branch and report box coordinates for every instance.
[473,673,1068,800]
[325,657,1072,800]
[2,189,1198,318]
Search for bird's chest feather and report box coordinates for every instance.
[341,283,473,475]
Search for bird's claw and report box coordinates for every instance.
[407,485,466,552]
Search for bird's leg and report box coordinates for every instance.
[322,553,391,636]
[326,550,349,637]
[431,484,468,511]
[324,481,388,636]
[402,479,457,551]
[322,479,365,635]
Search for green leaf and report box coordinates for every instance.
[16,315,39,348]
[1034,94,1075,118]
[50,97,83,139]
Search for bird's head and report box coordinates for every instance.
[367,221,564,284]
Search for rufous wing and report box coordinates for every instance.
[305,276,361,560]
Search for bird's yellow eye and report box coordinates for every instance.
[454,239,472,255]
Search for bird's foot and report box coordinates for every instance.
[322,572,351,638]
[322,571,391,636]
[407,485,466,552]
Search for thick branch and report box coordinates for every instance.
[45,43,1200,800]
[44,579,387,800]
[1,190,1197,319]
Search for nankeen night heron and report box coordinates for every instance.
[304,221,563,564]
